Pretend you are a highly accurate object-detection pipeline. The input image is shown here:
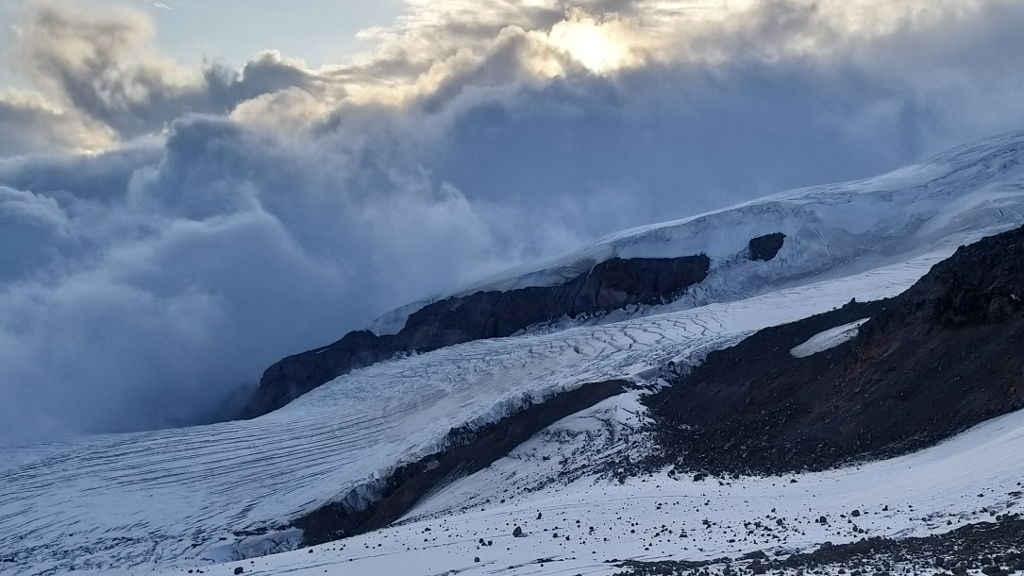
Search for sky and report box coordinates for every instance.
[2,0,1024,446]
[89,1,402,68]
[0,1,403,87]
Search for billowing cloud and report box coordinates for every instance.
[2,0,1024,444]
[0,90,114,155]
[3,0,341,150]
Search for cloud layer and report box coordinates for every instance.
[2,0,1024,444]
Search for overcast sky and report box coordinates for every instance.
[2,0,1023,446]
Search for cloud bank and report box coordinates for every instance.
[2,0,1024,444]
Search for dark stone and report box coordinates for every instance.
[748,233,786,261]
[243,255,710,418]
[513,526,524,538]
[644,225,1024,475]
[233,568,243,575]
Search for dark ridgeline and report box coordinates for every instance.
[242,255,711,418]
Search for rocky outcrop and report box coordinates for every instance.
[645,225,1024,475]
[242,256,709,418]
[748,232,786,261]
[294,379,628,545]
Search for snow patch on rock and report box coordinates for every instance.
[790,317,870,358]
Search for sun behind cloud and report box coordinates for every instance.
[547,9,638,74]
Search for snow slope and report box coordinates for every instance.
[0,256,939,576]
[3,130,1024,576]
[159,396,1024,576]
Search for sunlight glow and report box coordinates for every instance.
[547,10,636,74]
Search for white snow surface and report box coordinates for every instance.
[790,318,870,358]
[156,402,1024,576]
[2,130,1024,576]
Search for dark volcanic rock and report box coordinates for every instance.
[295,379,628,545]
[243,256,709,418]
[246,330,383,419]
[748,232,786,261]
[645,225,1024,475]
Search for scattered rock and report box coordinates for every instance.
[622,516,1024,576]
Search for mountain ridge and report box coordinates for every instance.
[3,130,1024,576]
[242,128,1024,418]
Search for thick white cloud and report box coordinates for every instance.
[2,0,1024,444]
[1,0,342,152]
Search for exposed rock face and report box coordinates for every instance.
[294,379,628,545]
[242,256,709,418]
[748,232,786,261]
[646,225,1024,475]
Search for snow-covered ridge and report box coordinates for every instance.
[370,129,1024,335]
